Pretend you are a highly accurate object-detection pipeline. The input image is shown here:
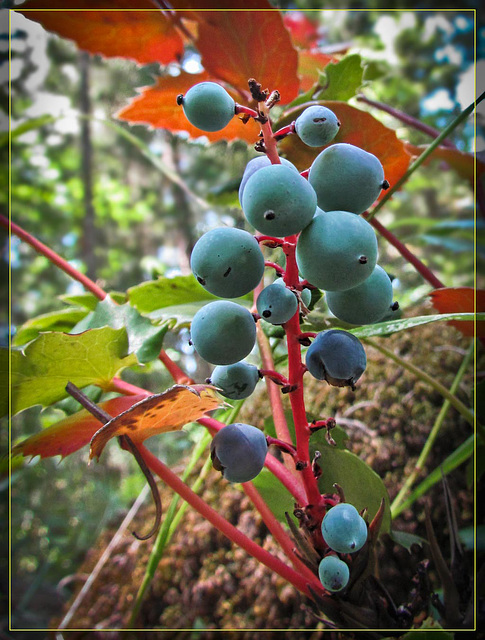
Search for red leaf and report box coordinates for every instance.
[116,71,260,142]
[278,101,412,195]
[297,50,339,92]
[178,3,300,105]
[428,287,485,337]
[18,1,184,65]
[283,11,320,49]
[11,395,145,460]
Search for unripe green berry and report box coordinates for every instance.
[180,82,235,132]
[318,555,350,593]
[256,282,298,325]
[309,143,386,214]
[239,156,299,206]
[242,164,317,237]
[191,227,264,298]
[326,265,395,325]
[210,361,260,400]
[190,301,256,365]
[295,105,340,147]
[296,210,377,291]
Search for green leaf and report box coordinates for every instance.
[71,295,171,364]
[251,466,295,523]
[59,291,127,310]
[389,529,428,552]
[127,274,221,314]
[13,308,89,346]
[350,312,482,338]
[2,327,137,417]
[316,54,364,102]
[1,115,56,146]
[310,429,392,533]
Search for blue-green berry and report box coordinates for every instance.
[318,555,350,592]
[296,210,378,291]
[326,265,396,325]
[190,301,256,365]
[256,283,298,325]
[242,164,317,237]
[295,105,340,147]
[273,277,312,309]
[321,503,368,554]
[210,423,268,483]
[309,143,386,214]
[179,82,235,132]
[305,329,366,389]
[210,362,260,400]
[239,156,298,206]
[191,227,264,298]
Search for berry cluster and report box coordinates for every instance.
[178,81,397,594]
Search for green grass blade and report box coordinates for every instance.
[392,435,474,517]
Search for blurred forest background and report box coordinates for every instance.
[2,2,482,633]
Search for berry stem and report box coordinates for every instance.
[259,369,290,386]
[282,239,323,507]
[272,121,296,140]
[235,104,260,118]
[264,260,285,276]
[137,443,320,598]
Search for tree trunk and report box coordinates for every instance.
[79,51,97,281]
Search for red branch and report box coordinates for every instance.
[242,482,320,586]
[364,214,445,289]
[3,215,107,301]
[137,443,320,598]
[356,94,457,149]
[282,240,323,507]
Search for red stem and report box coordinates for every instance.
[3,215,107,301]
[235,104,259,118]
[259,369,290,386]
[137,443,319,598]
[364,214,445,289]
[255,323,294,446]
[242,482,320,587]
[282,241,323,507]
[264,260,285,276]
[158,349,194,385]
[356,94,457,149]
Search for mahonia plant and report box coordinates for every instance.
[176,77,402,615]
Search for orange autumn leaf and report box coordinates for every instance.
[90,384,221,461]
[181,6,300,105]
[428,287,485,337]
[11,394,146,461]
[278,101,412,195]
[116,71,260,143]
[283,11,320,49]
[18,1,184,66]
